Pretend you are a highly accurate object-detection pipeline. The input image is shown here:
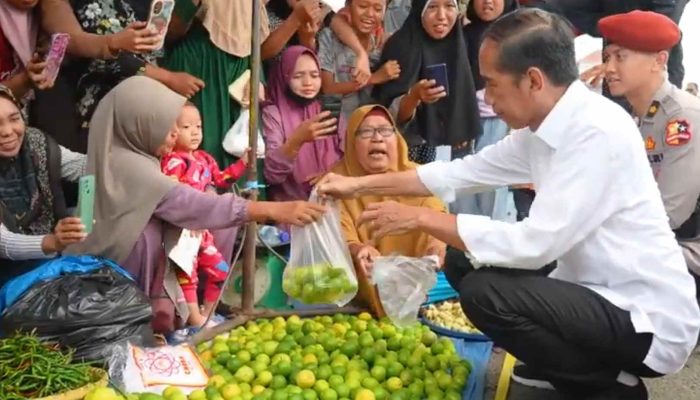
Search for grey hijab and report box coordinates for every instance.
[66,76,185,262]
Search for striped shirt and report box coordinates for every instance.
[0,146,87,260]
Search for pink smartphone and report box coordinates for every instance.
[45,33,70,84]
[147,0,176,50]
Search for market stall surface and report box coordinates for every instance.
[483,346,700,400]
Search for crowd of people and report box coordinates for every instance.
[1,0,700,399]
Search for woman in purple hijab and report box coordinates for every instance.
[263,46,345,202]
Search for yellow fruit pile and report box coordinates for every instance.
[423,300,482,334]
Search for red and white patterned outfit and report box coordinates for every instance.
[161,150,246,303]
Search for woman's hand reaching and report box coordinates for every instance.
[268,201,327,227]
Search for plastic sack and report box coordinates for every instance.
[0,255,131,313]
[222,109,265,158]
[282,193,358,306]
[372,255,439,327]
[1,266,154,363]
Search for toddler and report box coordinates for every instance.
[161,102,249,327]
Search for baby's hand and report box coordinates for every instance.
[240,147,252,165]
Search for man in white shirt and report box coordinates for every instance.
[317,8,700,400]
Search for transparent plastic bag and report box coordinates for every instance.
[222,109,265,158]
[372,255,439,327]
[282,193,358,306]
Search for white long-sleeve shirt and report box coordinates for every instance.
[417,81,700,375]
[0,146,86,260]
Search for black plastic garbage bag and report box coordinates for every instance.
[1,266,154,363]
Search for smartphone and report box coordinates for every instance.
[319,95,342,134]
[147,0,176,50]
[44,33,70,85]
[424,63,449,96]
[76,175,95,234]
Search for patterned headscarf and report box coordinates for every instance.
[0,85,60,235]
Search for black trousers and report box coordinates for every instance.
[444,248,662,396]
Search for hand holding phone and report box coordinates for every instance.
[297,111,338,142]
[44,33,70,85]
[76,175,95,234]
[320,95,342,123]
[410,79,448,104]
[424,63,449,96]
[147,0,176,51]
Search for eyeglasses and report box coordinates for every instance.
[355,126,396,139]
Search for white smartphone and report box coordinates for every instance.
[147,0,176,51]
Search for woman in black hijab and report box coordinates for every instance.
[456,0,520,218]
[464,0,518,93]
[374,0,482,164]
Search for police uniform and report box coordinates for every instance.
[639,83,700,278]
[600,11,700,288]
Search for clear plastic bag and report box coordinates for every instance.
[372,255,439,327]
[282,193,358,306]
[222,109,265,158]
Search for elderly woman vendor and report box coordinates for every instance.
[332,105,446,316]
[0,85,87,286]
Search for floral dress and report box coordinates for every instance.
[71,0,158,135]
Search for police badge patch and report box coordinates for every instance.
[665,120,692,146]
[645,136,656,151]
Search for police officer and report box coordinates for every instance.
[599,10,700,301]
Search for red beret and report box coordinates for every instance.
[598,11,681,52]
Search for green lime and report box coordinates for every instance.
[431,342,445,356]
[320,388,338,400]
[188,389,207,400]
[385,377,402,392]
[373,387,388,400]
[237,350,252,364]
[360,377,380,390]
[302,389,318,400]
[386,362,403,378]
[271,390,287,400]
[277,361,293,377]
[335,384,351,398]
[270,375,287,390]
[314,379,331,393]
[296,370,317,389]
[370,366,386,382]
[373,340,388,356]
[220,384,242,400]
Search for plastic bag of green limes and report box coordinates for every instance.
[282,195,357,306]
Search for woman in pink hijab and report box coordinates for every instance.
[0,0,51,99]
[263,45,345,202]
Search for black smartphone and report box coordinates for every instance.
[320,95,342,122]
[424,63,449,96]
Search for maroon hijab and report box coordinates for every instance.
[265,45,344,185]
